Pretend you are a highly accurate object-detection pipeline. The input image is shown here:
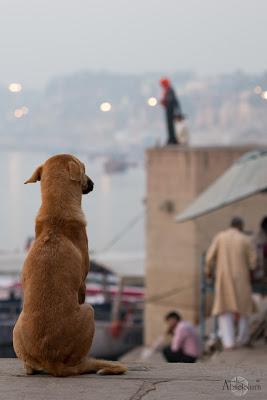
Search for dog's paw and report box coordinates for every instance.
[25,365,34,375]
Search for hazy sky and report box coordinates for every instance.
[1,0,267,88]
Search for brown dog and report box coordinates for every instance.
[13,154,127,377]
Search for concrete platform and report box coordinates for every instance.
[0,356,266,400]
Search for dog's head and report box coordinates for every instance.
[24,154,94,195]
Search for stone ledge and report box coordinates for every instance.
[0,358,266,400]
[146,144,258,155]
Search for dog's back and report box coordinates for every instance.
[14,220,93,367]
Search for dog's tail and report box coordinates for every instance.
[46,357,127,377]
[88,358,127,375]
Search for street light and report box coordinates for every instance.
[9,83,22,93]
[147,97,157,107]
[100,102,112,112]
[14,109,24,118]
[13,106,29,118]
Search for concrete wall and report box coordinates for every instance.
[145,146,266,345]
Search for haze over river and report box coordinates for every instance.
[0,151,145,254]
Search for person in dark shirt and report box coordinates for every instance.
[160,77,183,145]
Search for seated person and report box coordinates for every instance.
[162,311,200,363]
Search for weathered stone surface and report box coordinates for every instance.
[0,348,266,400]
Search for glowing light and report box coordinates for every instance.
[254,86,262,95]
[21,106,29,115]
[9,83,22,93]
[14,109,24,118]
[100,102,112,112]
[147,97,158,107]
[261,91,267,100]
[254,86,262,94]
[13,106,29,118]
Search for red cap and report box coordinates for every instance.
[160,77,170,88]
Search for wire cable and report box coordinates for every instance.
[141,285,194,305]
[93,210,144,254]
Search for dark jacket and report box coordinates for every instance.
[164,87,182,117]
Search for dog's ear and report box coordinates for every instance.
[24,165,43,184]
[68,161,82,182]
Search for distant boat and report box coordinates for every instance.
[104,158,137,175]
[90,252,144,359]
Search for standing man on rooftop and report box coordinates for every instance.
[205,217,256,350]
[159,77,184,145]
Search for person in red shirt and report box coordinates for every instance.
[162,311,200,363]
[160,78,184,145]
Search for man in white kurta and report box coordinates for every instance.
[205,217,256,349]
